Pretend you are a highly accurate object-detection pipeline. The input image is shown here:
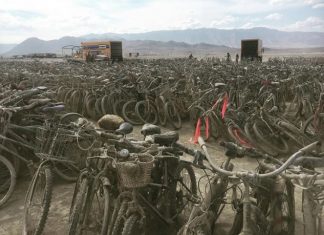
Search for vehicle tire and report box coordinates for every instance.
[101,95,111,115]
[122,213,144,235]
[111,201,128,235]
[0,155,16,208]
[165,101,182,129]
[68,177,90,235]
[122,100,144,125]
[113,99,126,117]
[228,203,268,235]
[209,112,222,140]
[85,95,97,120]
[170,162,197,226]
[227,125,252,147]
[301,115,323,140]
[81,178,110,235]
[23,165,53,235]
[156,96,167,126]
[95,97,104,119]
[59,112,83,124]
[135,100,158,125]
[253,120,289,154]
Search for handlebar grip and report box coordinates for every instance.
[100,132,120,140]
[198,136,206,147]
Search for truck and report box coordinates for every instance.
[81,41,123,62]
[241,39,263,62]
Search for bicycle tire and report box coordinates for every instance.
[122,100,144,125]
[135,100,158,125]
[121,213,144,235]
[68,177,90,235]
[85,95,97,120]
[301,115,318,140]
[23,165,53,235]
[64,88,75,109]
[227,125,252,147]
[82,178,110,235]
[209,112,222,140]
[70,90,82,113]
[100,95,110,115]
[256,167,295,235]
[228,203,268,235]
[253,120,289,154]
[0,155,16,208]
[113,99,126,117]
[156,96,167,126]
[95,97,104,119]
[165,101,182,129]
[170,162,197,224]
[111,200,128,235]
[59,112,83,124]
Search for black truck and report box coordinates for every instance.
[241,39,263,62]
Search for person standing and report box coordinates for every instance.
[235,54,239,63]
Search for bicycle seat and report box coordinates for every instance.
[141,124,161,136]
[97,114,124,131]
[152,131,179,146]
[115,122,133,136]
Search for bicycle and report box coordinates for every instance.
[22,116,94,235]
[179,138,319,235]
[109,130,197,235]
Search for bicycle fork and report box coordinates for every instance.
[239,179,253,235]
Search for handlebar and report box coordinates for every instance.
[198,136,321,178]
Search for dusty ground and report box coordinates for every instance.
[0,122,319,235]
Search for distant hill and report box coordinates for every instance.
[0,44,17,54]
[82,27,324,48]
[3,27,324,56]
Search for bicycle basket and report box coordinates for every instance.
[35,123,78,160]
[116,153,154,189]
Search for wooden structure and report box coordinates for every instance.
[241,39,263,62]
[81,41,123,61]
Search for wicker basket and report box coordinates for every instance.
[35,123,76,160]
[116,153,154,189]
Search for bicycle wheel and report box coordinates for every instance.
[228,203,268,235]
[59,112,83,124]
[0,155,16,208]
[301,115,321,140]
[68,177,90,235]
[227,125,252,147]
[122,100,144,125]
[121,213,144,235]
[171,162,197,225]
[255,165,295,235]
[253,120,289,154]
[111,200,128,235]
[113,99,126,117]
[81,178,110,235]
[23,165,53,235]
[209,112,222,140]
[156,96,167,126]
[165,101,182,129]
[135,100,158,124]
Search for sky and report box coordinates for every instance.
[0,0,324,44]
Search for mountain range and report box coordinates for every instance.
[1,27,324,56]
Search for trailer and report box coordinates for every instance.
[81,41,123,62]
[241,39,263,62]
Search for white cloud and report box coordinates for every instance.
[313,3,324,7]
[210,15,237,28]
[0,0,323,43]
[265,13,282,20]
[285,17,324,31]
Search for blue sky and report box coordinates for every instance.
[0,0,323,43]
